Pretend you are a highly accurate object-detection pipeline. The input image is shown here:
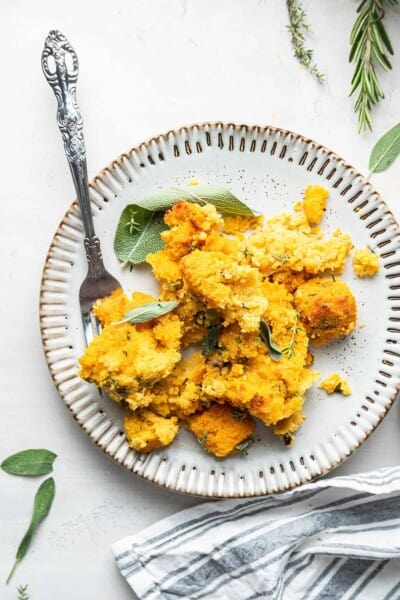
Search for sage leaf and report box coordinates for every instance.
[259,319,283,361]
[6,477,55,584]
[1,449,57,477]
[202,324,220,356]
[114,205,168,265]
[369,123,400,174]
[134,184,256,216]
[113,301,179,325]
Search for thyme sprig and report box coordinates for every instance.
[286,0,324,83]
[282,315,301,359]
[349,0,398,132]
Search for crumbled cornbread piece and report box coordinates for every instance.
[78,292,182,410]
[294,278,357,346]
[124,410,179,452]
[222,215,264,234]
[161,200,222,259]
[353,247,380,277]
[181,250,268,333]
[245,225,352,276]
[136,352,207,419]
[319,374,351,396]
[302,184,329,225]
[273,410,305,436]
[185,404,255,457]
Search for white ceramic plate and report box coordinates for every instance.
[40,123,400,497]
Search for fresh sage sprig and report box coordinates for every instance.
[114,205,168,266]
[133,184,256,216]
[368,123,400,176]
[259,319,283,361]
[6,478,56,584]
[1,449,57,477]
[114,184,255,265]
[113,301,179,325]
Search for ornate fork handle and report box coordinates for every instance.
[42,30,104,278]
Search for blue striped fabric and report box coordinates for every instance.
[112,467,400,599]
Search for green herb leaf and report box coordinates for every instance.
[113,301,179,325]
[17,584,29,600]
[114,204,168,265]
[198,432,209,452]
[134,184,256,216]
[202,324,220,356]
[236,438,254,457]
[286,0,325,83]
[348,1,396,132]
[6,478,56,584]
[1,449,57,477]
[114,185,255,266]
[259,319,283,361]
[232,408,249,421]
[368,123,400,174]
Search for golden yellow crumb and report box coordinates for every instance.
[124,411,179,452]
[302,184,329,225]
[319,373,351,396]
[353,247,380,277]
[185,404,255,457]
[294,278,357,346]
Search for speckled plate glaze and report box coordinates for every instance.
[40,123,400,497]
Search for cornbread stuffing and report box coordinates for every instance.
[353,247,380,277]
[319,374,352,396]
[78,184,359,457]
[124,411,179,452]
[185,404,256,457]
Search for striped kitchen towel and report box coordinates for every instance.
[112,466,400,599]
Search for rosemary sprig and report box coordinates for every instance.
[286,0,324,82]
[18,585,29,600]
[349,0,398,132]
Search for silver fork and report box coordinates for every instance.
[42,30,121,346]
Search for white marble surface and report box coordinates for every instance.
[1,0,400,598]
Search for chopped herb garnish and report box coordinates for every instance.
[259,319,283,361]
[271,253,290,264]
[232,408,249,421]
[125,208,141,235]
[199,432,209,451]
[236,438,254,457]
[282,316,301,359]
[202,324,220,356]
[241,247,253,258]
